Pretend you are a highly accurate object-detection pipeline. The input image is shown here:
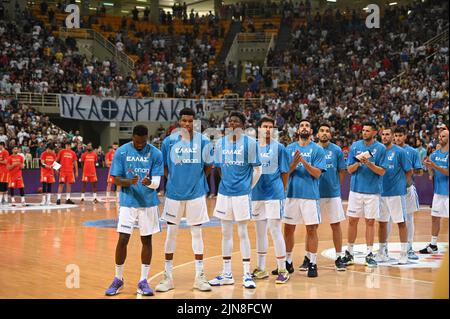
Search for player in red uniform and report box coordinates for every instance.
[40,144,57,205]
[105,142,119,197]
[6,147,25,205]
[56,142,78,205]
[80,142,99,203]
[0,142,10,205]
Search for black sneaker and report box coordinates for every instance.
[419,243,438,254]
[335,256,346,271]
[66,199,75,204]
[80,198,85,202]
[299,256,310,271]
[341,250,354,266]
[93,198,99,204]
[307,263,318,278]
[271,261,294,275]
[56,199,61,205]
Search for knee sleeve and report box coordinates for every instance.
[255,220,268,253]
[165,224,178,254]
[268,219,286,258]
[221,220,233,257]
[237,221,251,260]
[20,188,25,197]
[191,226,204,255]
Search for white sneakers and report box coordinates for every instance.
[208,273,235,286]
[242,273,256,289]
[375,251,390,262]
[155,272,174,292]
[156,271,212,292]
[193,272,212,291]
[398,253,409,265]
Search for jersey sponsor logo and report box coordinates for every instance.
[223,160,244,166]
[133,167,150,173]
[325,151,332,160]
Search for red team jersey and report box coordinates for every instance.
[105,149,115,183]
[40,151,57,183]
[81,151,98,182]
[0,149,9,183]
[57,149,78,184]
[7,154,24,188]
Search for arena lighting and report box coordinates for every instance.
[137,0,148,2]
[389,2,398,5]
[121,10,130,13]
[136,6,146,9]
[326,0,337,2]
[362,7,369,11]
[89,7,96,10]
[103,2,114,6]
[75,0,81,3]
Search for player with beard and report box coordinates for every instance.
[342,122,387,268]
[376,128,412,265]
[314,123,347,271]
[282,120,327,278]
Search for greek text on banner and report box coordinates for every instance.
[58,94,222,122]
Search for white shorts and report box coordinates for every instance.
[320,197,346,224]
[213,194,251,222]
[251,199,285,220]
[431,194,449,218]
[162,196,210,226]
[283,198,321,225]
[117,206,161,236]
[347,191,380,220]
[378,195,407,223]
[406,185,420,214]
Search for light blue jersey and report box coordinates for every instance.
[403,144,423,186]
[430,149,449,196]
[319,142,346,198]
[347,140,388,194]
[214,134,261,196]
[161,132,210,201]
[110,142,164,208]
[252,140,290,200]
[286,141,327,200]
[382,144,412,197]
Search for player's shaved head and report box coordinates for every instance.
[439,129,449,147]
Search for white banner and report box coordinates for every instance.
[58,94,222,122]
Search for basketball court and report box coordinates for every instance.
[0,194,447,299]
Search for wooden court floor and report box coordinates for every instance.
[0,194,448,299]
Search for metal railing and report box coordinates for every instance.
[390,28,449,83]
[59,27,135,73]
[237,32,274,43]
[14,92,59,113]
